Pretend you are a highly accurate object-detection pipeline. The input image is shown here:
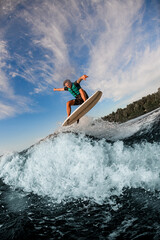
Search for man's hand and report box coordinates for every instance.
[77,75,89,84]
[81,75,88,80]
[53,88,64,91]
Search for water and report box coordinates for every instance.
[0,108,160,239]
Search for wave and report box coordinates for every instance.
[58,107,160,143]
[0,130,160,203]
[0,108,159,203]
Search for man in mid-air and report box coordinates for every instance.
[54,75,89,117]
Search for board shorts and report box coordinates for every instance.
[73,91,89,105]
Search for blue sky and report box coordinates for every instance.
[0,0,160,154]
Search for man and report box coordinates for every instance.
[54,75,89,117]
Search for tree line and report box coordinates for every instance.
[102,88,160,123]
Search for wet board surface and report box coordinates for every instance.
[62,90,102,126]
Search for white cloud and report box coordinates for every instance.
[0,41,12,95]
[22,0,77,86]
[0,40,33,119]
[0,102,15,119]
[20,0,120,89]
[0,0,159,120]
[125,46,160,103]
[0,95,33,120]
[0,0,22,16]
[86,0,160,102]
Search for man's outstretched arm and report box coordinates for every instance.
[77,75,88,84]
[53,88,65,91]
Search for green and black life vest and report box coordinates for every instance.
[68,83,81,97]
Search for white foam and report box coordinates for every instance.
[58,107,160,141]
[0,133,160,203]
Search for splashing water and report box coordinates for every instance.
[0,108,160,239]
[0,128,160,203]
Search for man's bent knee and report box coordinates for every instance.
[67,100,75,107]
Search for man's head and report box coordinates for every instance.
[63,79,72,88]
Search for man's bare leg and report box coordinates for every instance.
[66,100,75,117]
[79,88,87,102]
[77,89,87,124]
